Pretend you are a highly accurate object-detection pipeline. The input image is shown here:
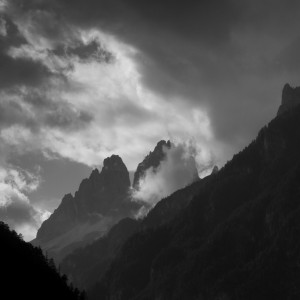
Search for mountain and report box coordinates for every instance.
[60,177,205,290]
[87,84,300,299]
[0,221,84,300]
[32,155,139,262]
[277,83,300,115]
[34,139,197,264]
[133,140,171,189]
[61,218,140,289]
[60,140,200,289]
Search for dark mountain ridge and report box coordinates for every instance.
[277,83,300,116]
[86,84,300,299]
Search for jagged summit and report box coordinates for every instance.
[103,154,126,170]
[154,140,171,151]
[33,154,136,262]
[100,155,130,188]
[133,140,172,189]
[89,168,100,179]
[277,83,300,116]
[211,165,219,175]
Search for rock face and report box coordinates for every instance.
[33,155,138,262]
[60,141,201,289]
[132,140,171,189]
[277,83,300,116]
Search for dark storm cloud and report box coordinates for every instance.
[0,89,94,131]
[10,0,240,44]
[0,14,53,89]
[0,54,54,89]
[12,0,300,153]
[0,199,37,227]
[0,5,113,92]
[52,40,114,63]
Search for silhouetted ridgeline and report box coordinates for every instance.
[86,87,300,299]
[0,221,84,300]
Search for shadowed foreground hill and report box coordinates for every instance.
[88,92,300,299]
[0,222,84,300]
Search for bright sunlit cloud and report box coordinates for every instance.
[0,3,220,240]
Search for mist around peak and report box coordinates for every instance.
[131,142,199,217]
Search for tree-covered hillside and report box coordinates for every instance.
[0,221,85,300]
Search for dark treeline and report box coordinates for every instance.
[0,221,85,300]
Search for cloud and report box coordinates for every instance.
[0,164,49,241]
[53,39,114,63]
[132,142,201,216]
[0,16,6,36]
[0,24,217,170]
[19,0,300,157]
[0,13,56,89]
[0,0,219,239]
[1,0,300,238]
[0,88,94,132]
[0,0,219,169]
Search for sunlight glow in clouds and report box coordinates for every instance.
[0,0,299,242]
[0,7,217,240]
[2,28,216,170]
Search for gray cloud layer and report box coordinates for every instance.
[23,0,299,146]
[6,0,300,153]
[1,0,300,239]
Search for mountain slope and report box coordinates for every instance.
[61,218,140,289]
[32,155,139,262]
[0,221,84,300]
[60,140,202,289]
[88,86,300,299]
[60,177,207,289]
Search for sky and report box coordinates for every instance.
[0,0,300,240]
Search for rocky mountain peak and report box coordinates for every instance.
[102,155,127,172]
[89,168,100,179]
[154,140,171,152]
[33,154,135,261]
[60,193,74,207]
[132,140,172,189]
[100,154,130,189]
[211,165,219,175]
[277,83,300,116]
